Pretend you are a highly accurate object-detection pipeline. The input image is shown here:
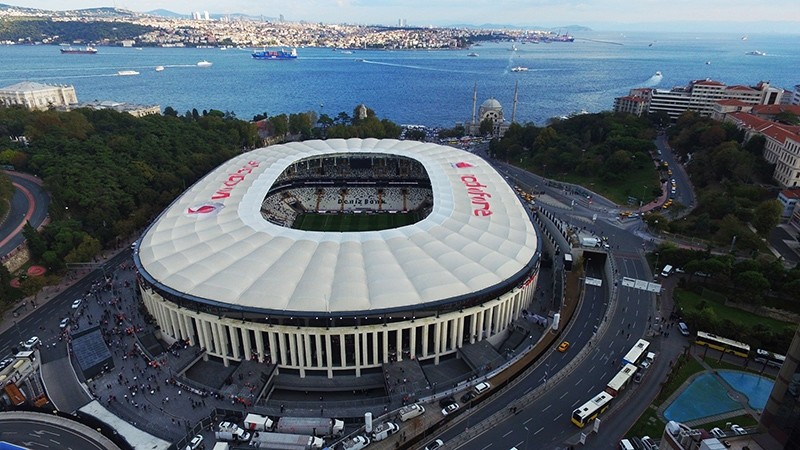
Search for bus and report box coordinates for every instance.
[695,331,750,358]
[571,391,613,427]
[622,339,650,366]
[754,349,785,369]
[605,363,638,397]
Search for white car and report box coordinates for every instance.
[185,434,204,450]
[441,402,459,416]
[59,317,70,329]
[24,336,40,350]
[424,439,444,450]
[71,298,83,309]
[731,424,746,435]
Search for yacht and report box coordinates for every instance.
[746,50,766,56]
[197,60,213,67]
[654,71,662,77]
[117,70,140,76]
[155,66,165,72]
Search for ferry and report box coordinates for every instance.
[60,46,97,54]
[511,66,529,72]
[117,70,140,76]
[252,47,298,60]
[745,50,766,56]
[196,60,213,67]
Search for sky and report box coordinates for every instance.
[7,0,800,32]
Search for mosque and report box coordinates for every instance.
[464,83,519,137]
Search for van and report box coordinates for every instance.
[641,436,657,450]
[678,322,689,336]
[619,439,635,450]
[398,403,425,422]
[660,265,673,277]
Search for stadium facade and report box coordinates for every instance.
[134,139,540,378]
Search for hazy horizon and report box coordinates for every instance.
[4,0,800,33]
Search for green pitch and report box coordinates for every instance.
[294,212,419,231]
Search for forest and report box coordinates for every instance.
[0,19,153,43]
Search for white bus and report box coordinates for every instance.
[571,391,613,427]
[622,339,650,366]
[605,363,638,397]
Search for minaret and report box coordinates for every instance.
[511,80,519,124]
[471,82,478,128]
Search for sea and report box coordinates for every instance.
[1,31,799,127]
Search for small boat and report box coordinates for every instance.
[197,60,213,67]
[340,50,353,54]
[511,66,529,72]
[745,50,766,56]
[155,66,165,72]
[705,61,711,65]
[509,44,518,51]
[654,71,662,77]
[60,45,97,54]
[467,52,479,57]
[741,35,748,41]
[117,70,140,76]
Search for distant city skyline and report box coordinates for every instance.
[5,0,800,32]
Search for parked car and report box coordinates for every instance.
[59,318,70,329]
[71,298,83,309]
[438,396,455,408]
[460,391,476,403]
[185,434,204,450]
[441,402,459,416]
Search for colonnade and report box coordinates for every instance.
[140,276,537,378]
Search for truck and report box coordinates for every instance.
[215,421,251,442]
[370,421,399,441]
[244,413,275,431]
[249,431,324,449]
[580,236,600,248]
[274,417,344,437]
[398,403,425,422]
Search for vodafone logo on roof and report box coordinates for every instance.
[186,202,225,218]
[451,161,474,169]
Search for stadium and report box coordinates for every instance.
[133,138,541,378]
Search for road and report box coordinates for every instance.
[0,171,50,257]
[426,145,687,449]
[0,412,121,450]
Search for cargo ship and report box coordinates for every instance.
[251,47,298,60]
[60,46,98,54]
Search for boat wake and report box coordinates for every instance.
[642,73,663,87]
[359,59,482,74]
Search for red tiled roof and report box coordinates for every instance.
[726,85,757,91]
[619,96,646,103]
[716,99,751,106]
[728,112,800,145]
[781,189,800,200]
[752,104,800,115]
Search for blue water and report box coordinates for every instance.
[664,370,775,422]
[664,373,741,422]
[1,31,799,126]
[718,370,774,410]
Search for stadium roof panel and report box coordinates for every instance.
[137,138,538,315]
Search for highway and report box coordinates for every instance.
[0,171,49,257]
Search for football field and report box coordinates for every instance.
[294,212,419,231]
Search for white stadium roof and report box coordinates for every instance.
[136,138,538,315]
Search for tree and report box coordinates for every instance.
[735,270,770,306]
[479,117,494,136]
[752,200,782,236]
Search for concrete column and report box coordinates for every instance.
[278,332,288,367]
[267,331,277,365]
[486,306,495,337]
[354,332,361,377]
[382,330,389,363]
[449,319,457,351]
[210,321,221,355]
[470,311,478,344]
[433,322,442,364]
[289,331,298,367]
[315,334,323,367]
[476,310,484,342]
[372,331,379,365]
[456,316,465,348]
[339,333,347,367]
[255,329,265,363]
[242,328,252,361]
[410,325,417,360]
[304,333,312,368]
[325,334,333,378]
[229,325,241,360]
[396,328,403,362]
[422,324,430,357]
[218,323,230,360]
